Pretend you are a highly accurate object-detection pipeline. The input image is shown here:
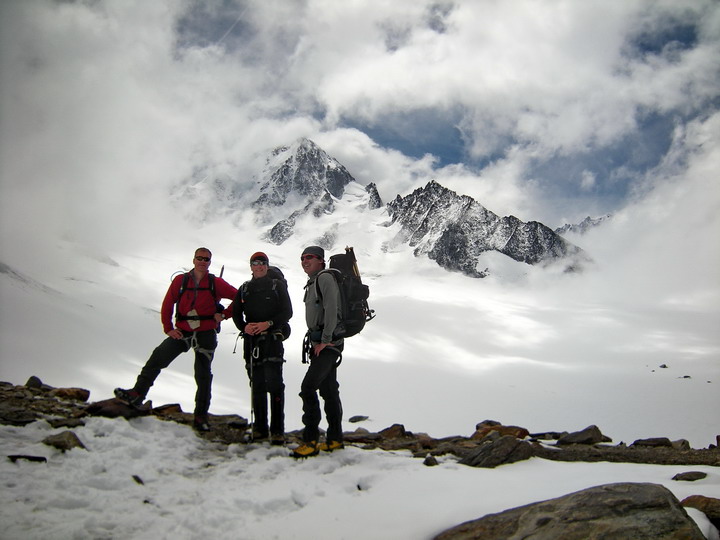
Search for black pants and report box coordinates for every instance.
[299,344,343,443]
[244,335,285,436]
[246,359,285,435]
[134,329,217,417]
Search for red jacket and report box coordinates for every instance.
[161,272,237,333]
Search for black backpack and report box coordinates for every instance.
[240,266,292,340]
[316,247,375,338]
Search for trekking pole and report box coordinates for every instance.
[249,353,255,442]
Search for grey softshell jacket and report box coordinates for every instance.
[304,270,344,345]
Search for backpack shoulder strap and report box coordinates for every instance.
[208,273,216,299]
[240,280,250,300]
[314,269,339,300]
[179,272,190,296]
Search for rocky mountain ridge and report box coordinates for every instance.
[249,139,587,277]
[555,214,612,236]
[386,180,588,277]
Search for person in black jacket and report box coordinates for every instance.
[232,252,292,444]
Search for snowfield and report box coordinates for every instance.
[1,416,719,540]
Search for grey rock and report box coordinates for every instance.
[557,424,608,445]
[365,183,383,210]
[672,471,708,482]
[434,482,705,540]
[459,435,534,468]
[632,437,673,448]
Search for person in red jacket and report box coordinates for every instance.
[114,247,237,431]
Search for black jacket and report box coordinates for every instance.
[232,275,292,333]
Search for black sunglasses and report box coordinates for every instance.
[195,256,211,262]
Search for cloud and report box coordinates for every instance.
[1,0,719,254]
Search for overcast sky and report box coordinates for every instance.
[0,0,718,305]
[1,0,719,246]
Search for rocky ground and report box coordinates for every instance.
[2,377,719,538]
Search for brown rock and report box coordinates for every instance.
[43,430,86,452]
[152,403,184,415]
[435,483,705,540]
[681,495,720,525]
[379,424,407,439]
[472,423,529,441]
[85,398,150,418]
[49,388,91,402]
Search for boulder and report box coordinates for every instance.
[379,424,408,439]
[459,435,534,468]
[672,439,691,451]
[632,437,673,448]
[48,387,91,402]
[672,471,707,482]
[472,421,529,441]
[43,430,86,452]
[434,483,705,539]
[0,402,39,426]
[557,425,608,445]
[85,398,151,419]
[25,376,44,389]
[682,495,720,529]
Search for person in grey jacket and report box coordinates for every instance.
[292,246,345,458]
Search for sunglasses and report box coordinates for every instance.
[300,254,320,261]
[251,260,268,266]
[195,256,211,262]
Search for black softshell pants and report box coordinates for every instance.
[134,329,217,417]
[299,344,344,443]
[244,334,285,436]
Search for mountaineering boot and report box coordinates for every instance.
[270,433,285,446]
[318,440,344,452]
[114,388,143,408]
[193,415,211,432]
[291,441,319,458]
[251,429,269,442]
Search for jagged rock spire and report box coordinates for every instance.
[253,138,355,208]
[387,181,588,277]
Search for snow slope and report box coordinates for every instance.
[0,416,718,540]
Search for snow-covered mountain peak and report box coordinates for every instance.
[386,180,588,277]
[555,214,612,236]
[253,138,355,210]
